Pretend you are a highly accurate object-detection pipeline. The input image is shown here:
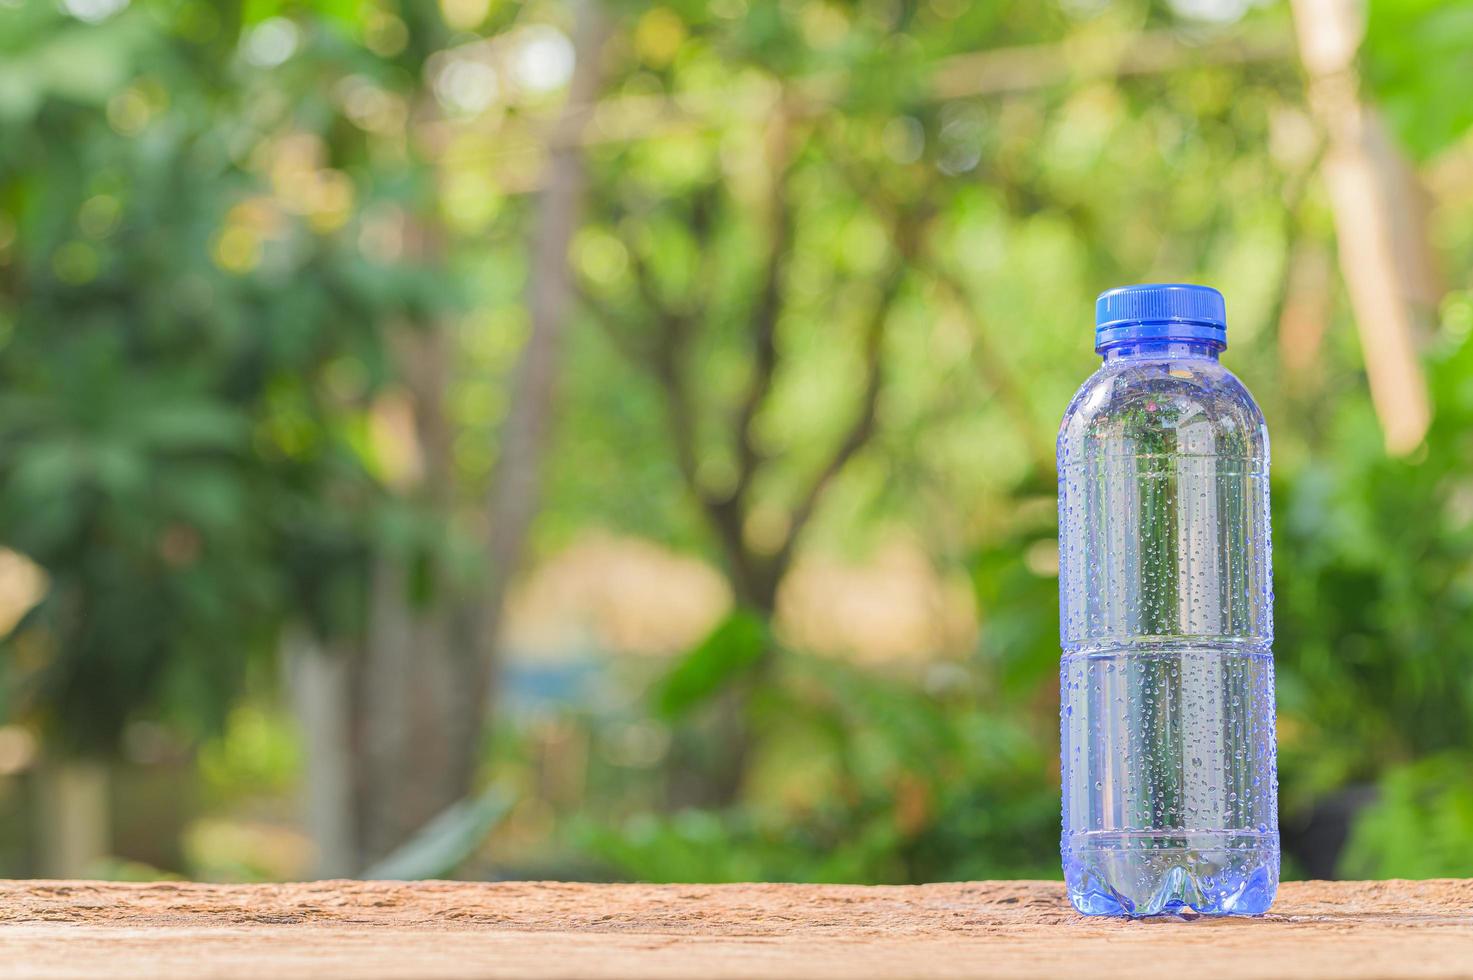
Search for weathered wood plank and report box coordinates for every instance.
[0,879,1468,979]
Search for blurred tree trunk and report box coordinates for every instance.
[353,319,466,864]
[292,0,610,875]
[285,631,357,877]
[35,758,109,878]
[1292,0,1437,455]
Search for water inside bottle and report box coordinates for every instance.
[1058,347,1278,917]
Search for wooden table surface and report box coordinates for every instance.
[0,878,1469,978]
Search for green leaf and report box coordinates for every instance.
[362,786,513,880]
[11,442,88,500]
[33,14,152,108]
[1364,0,1473,159]
[652,608,769,720]
[0,60,41,122]
[127,402,250,454]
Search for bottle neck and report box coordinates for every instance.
[1102,339,1222,363]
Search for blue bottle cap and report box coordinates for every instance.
[1094,283,1227,353]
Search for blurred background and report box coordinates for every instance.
[0,0,1471,885]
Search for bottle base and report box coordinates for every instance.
[1063,831,1278,917]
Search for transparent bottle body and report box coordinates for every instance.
[1057,341,1277,916]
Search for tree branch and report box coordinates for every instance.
[573,280,647,367]
[928,265,1055,480]
[730,116,798,508]
[424,29,1292,194]
[582,239,766,604]
[768,202,929,582]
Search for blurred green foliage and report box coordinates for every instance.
[1276,308,1473,798]
[1363,0,1473,160]
[0,0,449,753]
[583,648,1058,883]
[1341,753,1473,879]
[196,705,301,804]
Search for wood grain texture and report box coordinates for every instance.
[0,879,1469,979]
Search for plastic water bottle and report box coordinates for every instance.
[1057,284,1277,916]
